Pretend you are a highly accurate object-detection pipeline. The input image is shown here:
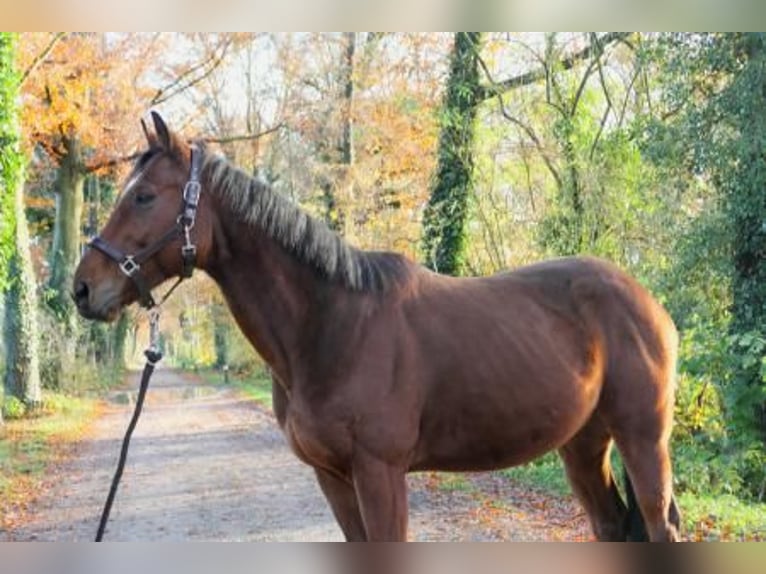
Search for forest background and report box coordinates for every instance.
[1,32,765,539]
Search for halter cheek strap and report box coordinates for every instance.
[88,146,203,310]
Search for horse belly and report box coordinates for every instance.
[411,375,600,472]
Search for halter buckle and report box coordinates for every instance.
[119,256,140,277]
[183,181,201,207]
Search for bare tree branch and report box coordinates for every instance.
[202,123,285,144]
[476,32,633,101]
[570,53,600,115]
[20,32,67,87]
[84,123,284,171]
[150,36,233,106]
[589,36,617,160]
[476,52,563,190]
[86,151,142,172]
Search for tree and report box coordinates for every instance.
[419,34,633,275]
[18,33,236,386]
[319,31,356,233]
[714,34,766,452]
[281,32,358,232]
[219,33,443,258]
[421,33,483,275]
[1,32,42,417]
[19,33,154,386]
[642,32,766,497]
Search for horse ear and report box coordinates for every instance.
[150,111,172,150]
[140,117,158,147]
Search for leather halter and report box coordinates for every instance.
[88,146,203,309]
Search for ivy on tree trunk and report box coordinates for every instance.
[0,32,42,413]
[421,32,482,275]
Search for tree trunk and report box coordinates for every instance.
[1,32,42,412]
[110,311,129,368]
[552,114,585,256]
[339,32,356,167]
[319,32,357,234]
[542,33,587,257]
[421,32,483,275]
[212,300,230,369]
[4,242,43,408]
[49,136,85,304]
[46,135,85,388]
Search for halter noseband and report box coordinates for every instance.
[88,146,203,310]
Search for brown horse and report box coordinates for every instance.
[73,113,680,541]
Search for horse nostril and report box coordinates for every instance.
[74,281,89,304]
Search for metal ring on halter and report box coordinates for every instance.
[119,256,140,277]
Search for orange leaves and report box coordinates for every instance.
[18,33,158,165]
[357,95,438,183]
[24,196,53,211]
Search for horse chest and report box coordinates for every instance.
[282,408,351,471]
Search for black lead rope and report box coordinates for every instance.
[91,146,202,541]
[95,312,163,542]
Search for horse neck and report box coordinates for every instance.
[202,199,334,387]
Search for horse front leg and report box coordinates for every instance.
[351,452,408,541]
[314,468,368,541]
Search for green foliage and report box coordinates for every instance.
[0,33,23,291]
[223,322,263,375]
[2,395,26,420]
[499,452,572,497]
[635,33,766,499]
[32,305,124,394]
[718,40,766,476]
[167,304,217,370]
[202,365,273,409]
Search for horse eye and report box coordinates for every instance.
[134,192,156,206]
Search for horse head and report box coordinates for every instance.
[73,112,212,321]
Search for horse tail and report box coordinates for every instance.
[623,466,681,541]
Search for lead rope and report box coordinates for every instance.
[95,309,163,541]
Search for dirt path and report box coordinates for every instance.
[4,368,590,541]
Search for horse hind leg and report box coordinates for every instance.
[605,359,680,541]
[614,433,680,542]
[559,417,628,541]
[623,465,681,541]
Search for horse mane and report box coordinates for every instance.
[201,150,410,292]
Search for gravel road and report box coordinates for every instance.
[4,368,590,541]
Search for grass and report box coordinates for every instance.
[200,366,274,410]
[498,452,572,497]
[0,360,125,531]
[679,492,766,541]
[434,472,472,492]
[447,451,766,541]
[0,392,100,530]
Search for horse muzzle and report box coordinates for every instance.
[72,277,123,322]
